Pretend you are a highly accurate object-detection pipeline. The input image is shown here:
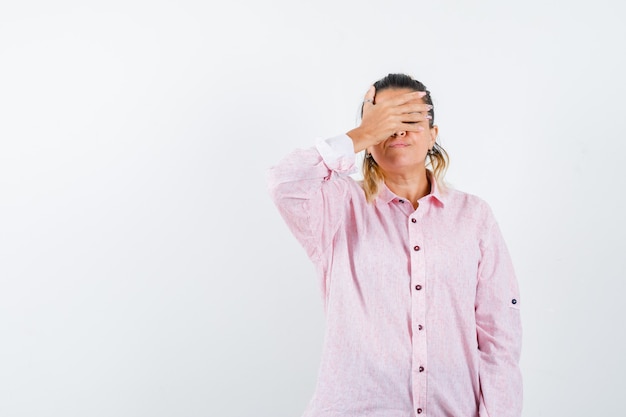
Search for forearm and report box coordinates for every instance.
[267,135,355,200]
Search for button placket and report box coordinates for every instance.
[408,205,427,413]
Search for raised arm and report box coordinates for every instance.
[267,86,433,262]
[267,135,356,263]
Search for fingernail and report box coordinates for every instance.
[418,91,428,97]
[426,114,432,119]
[426,105,433,109]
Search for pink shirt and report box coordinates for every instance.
[267,135,522,417]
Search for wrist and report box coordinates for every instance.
[347,127,374,153]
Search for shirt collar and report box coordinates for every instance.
[377,170,447,207]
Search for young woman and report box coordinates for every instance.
[268,73,522,417]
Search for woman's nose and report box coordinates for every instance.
[392,131,406,138]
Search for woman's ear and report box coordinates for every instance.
[430,125,439,147]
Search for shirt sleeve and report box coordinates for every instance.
[475,212,523,417]
[267,134,357,264]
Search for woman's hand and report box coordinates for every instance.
[347,86,432,153]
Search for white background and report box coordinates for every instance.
[1,1,625,416]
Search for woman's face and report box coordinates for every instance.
[367,88,438,176]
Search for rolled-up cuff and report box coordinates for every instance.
[315,134,357,174]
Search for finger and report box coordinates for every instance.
[399,103,433,114]
[402,123,426,132]
[400,112,432,123]
[390,90,428,106]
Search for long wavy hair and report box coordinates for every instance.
[361,73,449,202]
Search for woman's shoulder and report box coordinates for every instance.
[441,185,496,221]
[444,185,488,204]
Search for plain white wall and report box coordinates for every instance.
[1,1,625,416]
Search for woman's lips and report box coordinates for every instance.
[388,143,409,148]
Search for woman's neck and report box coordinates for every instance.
[383,169,431,210]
